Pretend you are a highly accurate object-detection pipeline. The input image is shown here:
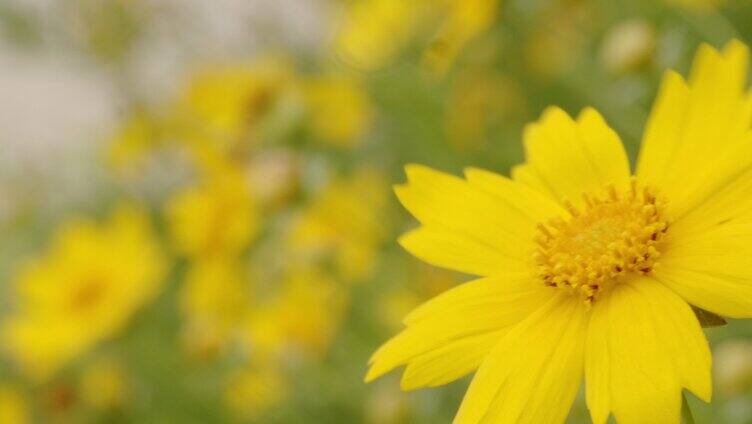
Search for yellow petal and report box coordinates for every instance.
[657,265,752,319]
[517,107,631,205]
[365,276,552,385]
[397,164,540,241]
[585,278,711,424]
[634,70,689,190]
[463,167,564,222]
[453,293,587,424]
[403,275,551,325]
[395,164,546,275]
[421,0,498,75]
[510,163,556,200]
[637,40,752,219]
[398,227,528,277]
[655,220,752,318]
[658,166,752,318]
[400,330,504,390]
[668,167,752,236]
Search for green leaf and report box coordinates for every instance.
[682,392,695,424]
[691,305,727,328]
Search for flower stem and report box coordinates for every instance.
[682,393,695,424]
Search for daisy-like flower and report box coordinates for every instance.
[366,40,752,423]
[3,205,165,381]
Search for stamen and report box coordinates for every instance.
[563,199,579,217]
[533,181,668,305]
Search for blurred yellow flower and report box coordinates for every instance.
[166,165,259,258]
[246,148,300,210]
[245,266,346,359]
[367,40,752,423]
[178,58,297,152]
[106,112,163,175]
[106,58,301,180]
[180,258,249,357]
[289,170,389,281]
[524,2,591,79]
[79,357,129,410]
[422,0,499,75]
[446,69,525,150]
[303,74,373,147]
[334,0,498,73]
[3,205,166,381]
[0,385,29,424]
[333,0,425,70]
[224,367,288,419]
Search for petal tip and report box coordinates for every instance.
[576,106,605,124]
[363,366,379,383]
[723,38,750,59]
[403,163,432,180]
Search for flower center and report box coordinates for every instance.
[533,180,668,305]
[69,277,106,312]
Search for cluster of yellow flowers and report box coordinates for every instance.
[112,57,389,418]
[0,49,388,419]
[334,0,498,74]
[108,57,373,176]
[0,206,161,421]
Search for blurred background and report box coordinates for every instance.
[0,0,751,422]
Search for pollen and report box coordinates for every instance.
[533,179,668,305]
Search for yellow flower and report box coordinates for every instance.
[3,205,166,381]
[0,385,28,424]
[303,74,373,147]
[105,112,162,175]
[422,0,499,75]
[180,258,249,357]
[446,70,525,150]
[289,170,389,281]
[224,367,288,419]
[246,148,300,210]
[366,40,752,423]
[79,357,129,410]
[334,0,497,73]
[166,165,259,258]
[177,58,295,151]
[106,58,299,179]
[333,0,425,70]
[523,3,591,79]
[244,266,346,359]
